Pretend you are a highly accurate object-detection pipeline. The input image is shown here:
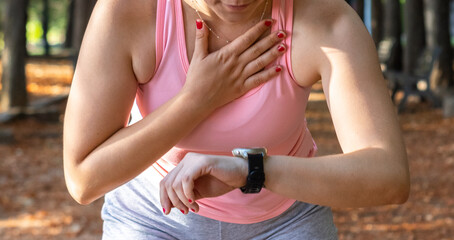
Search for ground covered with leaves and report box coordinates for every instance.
[0,60,453,239]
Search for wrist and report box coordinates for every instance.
[232,148,267,194]
[176,90,215,117]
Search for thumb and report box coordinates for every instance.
[193,19,209,60]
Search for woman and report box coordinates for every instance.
[63,0,410,239]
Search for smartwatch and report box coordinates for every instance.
[232,148,267,194]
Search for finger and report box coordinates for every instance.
[192,19,209,60]
[243,43,286,76]
[180,172,200,213]
[159,181,173,215]
[226,19,274,55]
[240,30,286,63]
[243,65,283,91]
[167,185,189,214]
[173,186,199,213]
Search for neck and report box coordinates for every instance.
[188,0,271,26]
[186,0,271,44]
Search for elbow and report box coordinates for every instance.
[386,166,411,205]
[393,173,410,204]
[66,180,98,205]
[64,161,98,205]
[69,188,96,205]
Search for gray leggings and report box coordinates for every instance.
[101,168,338,240]
[102,199,337,240]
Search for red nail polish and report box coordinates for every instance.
[188,199,193,203]
[265,20,273,27]
[180,209,185,214]
[163,208,166,214]
[277,32,285,39]
[278,45,286,52]
[196,20,203,30]
[191,208,196,212]
[275,66,282,73]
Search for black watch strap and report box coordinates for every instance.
[240,153,265,194]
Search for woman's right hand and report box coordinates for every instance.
[181,19,287,111]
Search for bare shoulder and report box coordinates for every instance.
[291,0,374,87]
[88,0,158,83]
[91,0,156,34]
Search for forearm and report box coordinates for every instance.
[64,93,212,204]
[264,148,410,208]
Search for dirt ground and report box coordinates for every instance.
[0,59,453,239]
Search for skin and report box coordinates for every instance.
[64,0,410,218]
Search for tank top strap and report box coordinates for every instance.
[155,0,184,75]
[154,0,166,75]
[272,0,296,81]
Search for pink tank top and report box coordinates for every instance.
[136,0,317,224]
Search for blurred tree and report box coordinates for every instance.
[383,0,402,70]
[371,0,384,45]
[1,0,29,111]
[42,0,50,55]
[64,0,74,49]
[72,0,96,61]
[356,0,365,20]
[424,0,453,90]
[404,0,425,75]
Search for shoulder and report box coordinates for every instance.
[291,0,375,86]
[93,0,157,22]
[86,0,158,83]
[293,0,365,39]
[89,0,157,39]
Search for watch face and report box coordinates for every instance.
[232,148,267,158]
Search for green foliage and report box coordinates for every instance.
[27,20,44,44]
[26,0,71,55]
[0,32,4,51]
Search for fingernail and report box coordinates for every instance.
[196,19,203,30]
[277,31,286,39]
[180,209,185,214]
[188,199,193,203]
[191,208,196,212]
[275,66,282,73]
[264,19,273,27]
[277,44,286,52]
[163,208,166,214]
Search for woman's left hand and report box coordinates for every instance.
[159,153,247,215]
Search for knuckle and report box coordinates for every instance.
[183,175,192,184]
[255,59,265,69]
[243,34,255,46]
[171,182,180,190]
[254,77,263,86]
[164,181,172,190]
[217,51,231,64]
[252,47,262,57]
[270,34,279,45]
[196,31,205,40]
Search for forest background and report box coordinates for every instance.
[1,0,454,239]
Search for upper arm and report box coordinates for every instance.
[64,0,151,163]
[317,5,406,160]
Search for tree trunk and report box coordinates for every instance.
[1,0,29,111]
[72,0,96,58]
[424,0,453,90]
[371,0,384,45]
[356,0,365,20]
[42,0,50,56]
[383,0,402,70]
[404,0,425,75]
[64,0,75,49]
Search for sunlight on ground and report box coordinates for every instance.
[0,60,73,98]
[0,211,82,237]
